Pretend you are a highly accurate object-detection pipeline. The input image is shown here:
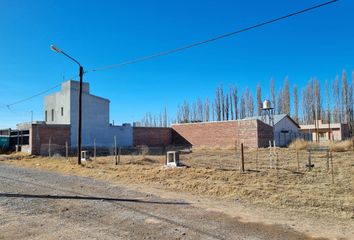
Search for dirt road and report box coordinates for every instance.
[0,163,319,240]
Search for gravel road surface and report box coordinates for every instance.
[0,163,319,240]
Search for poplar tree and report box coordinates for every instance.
[229,86,234,120]
[232,85,238,120]
[293,84,298,123]
[256,83,262,116]
[204,97,210,122]
[283,77,290,115]
[277,88,283,114]
[332,77,341,122]
[270,78,276,110]
[225,94,230,120]
[197,97,203,121]
[342,70,349,123]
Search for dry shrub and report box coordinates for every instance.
[288,138,311,150]
[329,140,353,152]
[192,146,208,152]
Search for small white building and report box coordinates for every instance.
[246,114,301,147]
[44,80,132,147]
[272,114,301,147]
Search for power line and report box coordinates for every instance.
[90,0,339,72]
[0,0,339,109]
[0,76,78,109]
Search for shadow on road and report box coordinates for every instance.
[0,193,189,205]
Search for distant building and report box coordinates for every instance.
[44,80,132,147]
[246,114,302,147]
[11,80,133,155]
[300,120,350,141]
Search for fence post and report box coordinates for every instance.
[240,143,245,173]
[330,150,334,184]
[269,140,272,169]
[308,150,312,171]
[48,137,51,158]
[326,149,329,171]
[118,147,121,164]
[114,136,118,165]
[255,147,258,170]
[296,148,300,172]
[65,141,68,160]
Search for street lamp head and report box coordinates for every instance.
[50,44,62,53]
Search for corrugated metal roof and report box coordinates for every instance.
[245,114,299,127]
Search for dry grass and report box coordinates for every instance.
[329,140,353,152]
[288,138,312,150]
[4,148,354,220]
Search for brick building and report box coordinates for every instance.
[133,119,273,148]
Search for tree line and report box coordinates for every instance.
[141,70,354,133]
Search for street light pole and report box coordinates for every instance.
[50,44,83,165]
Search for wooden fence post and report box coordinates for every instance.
[240,143,245,173]
[296,149,300,172]
[118,147,121,164]
[330,150,334,184]
[308,150,312,171]
[255,147,258,170]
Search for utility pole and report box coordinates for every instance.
[51,44,84,165]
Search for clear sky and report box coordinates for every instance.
[0,0,353,128]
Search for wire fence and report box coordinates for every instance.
[13,135,353,186]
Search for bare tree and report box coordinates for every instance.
[314,79,322,121]
[325,80,331,123]
[270,78,276,110]
[342,70,349,123]
[191,101,197,122]
[229,86,234,120]
[256,83,262,116]
[163,107,168,127]
[333,76,341,122]
[182,101,190,123]
[249,92,254,117]
[293,84,298,123]
[197,97,203,121]
[215,87,221,121]
[277,88,283,114]
[350,72,354,135]
[232,85,238,120]
[225,94,230,120]
[283,77,290,115]
[221,87,225,121]
[301,88,308,123]
[240,91,246,119]
[204,97,210,122]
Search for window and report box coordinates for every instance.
[61,107,64,116]
[51,109,54,121]
[45,111,47,122]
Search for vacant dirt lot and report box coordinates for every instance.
[2,147,354,239]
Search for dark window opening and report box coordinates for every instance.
[61,107,64,116]
[51,109,54,121]
[45,111,47,122]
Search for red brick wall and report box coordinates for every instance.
[30,123,71,155]
[133,127,172,147]
[257,120,274,147]
[172,119,272,148]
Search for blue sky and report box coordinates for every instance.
[0,0,353,128]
